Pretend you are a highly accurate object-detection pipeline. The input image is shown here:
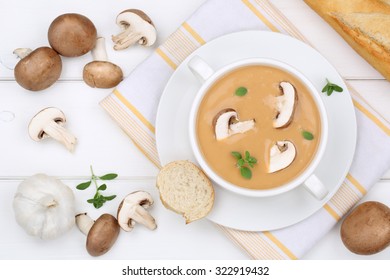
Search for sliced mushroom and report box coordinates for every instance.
[268,140,296,173]
[117,191,157,232]
[48,13,97,57]
[14,47,62,91]
[76,213,120,257]
[83,37,123,88]
[273,81,297,128]
[214,109,255,140]
[28,107,77,152]
[112,9,157,50]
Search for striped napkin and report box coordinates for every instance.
[100,0,390,259]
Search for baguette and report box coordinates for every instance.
[304,0,390,80]
[156,160,214,223]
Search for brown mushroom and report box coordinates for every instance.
[341,201,390,255]
[112,9,157,50]
[48,13,97,57]
[83,37,123,88]
[13,47,62,91]
[76,213,120,257]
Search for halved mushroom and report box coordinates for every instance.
[112,9,157,50]
[268,140,296,173]
[117,191,157,232]
[76,213,120,257]
[83,37,123,88]
[14,47,62,91]
[214,109,255,140]
[28,107,77,152]
[48,13,97,57]
[273,81,297,128]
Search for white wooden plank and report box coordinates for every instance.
[0,179,247,259]
[0,0,207,80]
[0,82,158,177]
[271,0,383,80]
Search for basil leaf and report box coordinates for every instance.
[98,184,107,191]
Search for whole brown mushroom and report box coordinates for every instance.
[76,213,120,257]
[14,47,62,91]
[48,13,97,57]
[83,37,123,88]
[341,201,390,255]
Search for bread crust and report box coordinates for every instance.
[304,0,390,80]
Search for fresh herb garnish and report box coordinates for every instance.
[76,165,118,209]
[231,150,257,179]
[322,79,343,96]
[235,87,248,96]
[302,130,314,140]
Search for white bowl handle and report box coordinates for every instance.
[188,55,215,83]
[303,174,329,200]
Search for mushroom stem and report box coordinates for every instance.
[76,213,95,235]
[13,48,32,59]
[112,30,142,50]
[42,121,77,152]
[132,206,157,230]
[91,37,108,62]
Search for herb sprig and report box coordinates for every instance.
[231,151,257,179]
[322,79,343,96]
[76,165,118,209]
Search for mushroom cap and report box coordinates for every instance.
[118,9,155,27]
[341,201,390,255]
[14,47,62,91]
[28,107,66,141]
[83,61,123,88]
[213,108,255,140]
[86,214,120,257]
[48,13,97,57]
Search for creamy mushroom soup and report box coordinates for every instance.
[196,65,321,190]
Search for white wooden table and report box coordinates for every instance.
[1,0,390,260]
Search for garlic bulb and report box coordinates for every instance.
[13,174,75,239]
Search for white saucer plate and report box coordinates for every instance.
[156,31,357,231]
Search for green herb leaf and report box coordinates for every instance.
[322,79,343,96]
[231,151,242,160]
[99,173,118,180]
[302,130,314,140]
[104,195,117,201]
[98,184,107,191]
[240,167,252,179]
[235,87,248,96]
[76,181,91,190]
[231,150,257,179]
[237,158,245,167]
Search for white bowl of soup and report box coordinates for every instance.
[188,56,329,199]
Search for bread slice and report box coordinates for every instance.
[304,0,390,80]
[156,160,214,223]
